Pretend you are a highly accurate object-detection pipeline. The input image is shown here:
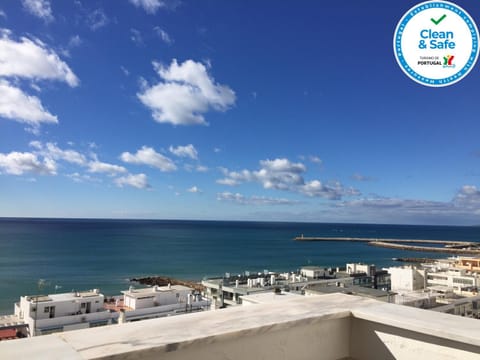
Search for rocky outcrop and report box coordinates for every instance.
[130,276,205,292]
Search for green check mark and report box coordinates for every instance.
[431,14,446,25]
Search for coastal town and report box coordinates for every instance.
[1,255,479,341]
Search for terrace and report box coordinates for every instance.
[0,293,479,359]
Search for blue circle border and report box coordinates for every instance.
[393,1,479,87]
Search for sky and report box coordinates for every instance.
[0,0,479,225]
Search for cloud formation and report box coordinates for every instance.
[88,160,127,175]
[169,144,198,160]
[0,80,57,125]
[0,30,78,86]
[187,185,201,193]
[129,0,169,14]
[22,0,53,22]
[154,27,173,44]
[30,141,86,165]
[130,28,143,46]
[334,185,480,224]
[217,158,358,200]
[137,59,236,125]
[86,8,109,31]
[114,173,150,189]
[0,151,56,175]
[0,30,78,127]
[217,192,299,206]
[351,173,375,182]
[120,146,177,172]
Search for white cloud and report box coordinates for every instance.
[88,160,127,175]
[30,141,87,165]
[120,146,177,172]
[0,31,78,86]
[217,158,358,200]
[187,186,201,193]
[217,192,299,206]
[309,156,322,164]
[0,79,57,125]
[454,185,480,208]
[335,185,480,223]
[130,28,143,46]
[129,0,166,14]
[196,165,208,172]
[169,144,198,160]
[300,180,354,200]
[0,29,79,127]
[154,26,173,44]
[67,172,100,183]
[22,0,54,22]
[217,177,240,186]
[137,59,236,125]
[68,35,82,48]
[86,8,109,31]
[0,29,77,127]
[0,151,56,175]
[115,173,150,189]
[351,173,375,182]
[120,66,130,76]
[0,9,6,18]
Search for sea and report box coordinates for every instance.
[0,218,479,315]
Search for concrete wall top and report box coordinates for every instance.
[1,293,480,359]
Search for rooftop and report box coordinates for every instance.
[240,291,301,304]
[122,285,192,298]
[1,293,479,359]
[26,290,101,303]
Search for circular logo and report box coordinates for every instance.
[393,1,479,87]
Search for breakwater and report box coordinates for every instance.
[294,236,480,255]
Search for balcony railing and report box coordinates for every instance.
[1,293,479,359]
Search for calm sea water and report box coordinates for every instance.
[0,218,478,314]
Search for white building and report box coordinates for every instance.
[116,285,210,322]
[14,289,113,336]
[426,267,480,293]
[387,266,426,292]
[300,266,327,279]
[346,263,376,276]
[123,285,192,309]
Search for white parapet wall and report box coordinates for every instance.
[1,293,480,359]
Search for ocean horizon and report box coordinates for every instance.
[0,218,478,314]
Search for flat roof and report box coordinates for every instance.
[241,291,301,304]
[0,315,24,329]
[123,285,192,297]
[27,291,102,303]
[307,285,393,298]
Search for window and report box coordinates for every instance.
[81,302,86,308]
[453,278,473,285]
[44,307,50,313]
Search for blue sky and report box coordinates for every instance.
[0,0,479,225]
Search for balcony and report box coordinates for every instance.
[1,293,479,359]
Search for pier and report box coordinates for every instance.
[294,236,480,255]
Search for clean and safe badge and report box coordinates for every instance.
[393,1,479,87]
